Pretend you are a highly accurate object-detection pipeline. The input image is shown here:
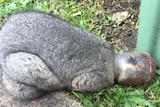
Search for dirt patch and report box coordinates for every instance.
[103,0,140,51]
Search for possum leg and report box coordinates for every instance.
[2,52,64,100]
[72,71,113,92]
[3,72,47,100]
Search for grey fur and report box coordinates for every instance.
[3,71,47,100]
[0,11,114,100]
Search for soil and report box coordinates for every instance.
[103,0,140,51]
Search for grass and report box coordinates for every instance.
[72,70,160,107]
[0,0,160,107]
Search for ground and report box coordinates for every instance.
[103,0,140,51]
[0,0,159,107]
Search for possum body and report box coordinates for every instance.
[0,11,114,100]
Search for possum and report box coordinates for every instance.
[0,11,114,100]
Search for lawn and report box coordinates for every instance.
[0,0,159,107]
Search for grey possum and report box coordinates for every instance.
[0,11,114,100]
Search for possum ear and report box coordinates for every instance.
[119,50,129,54]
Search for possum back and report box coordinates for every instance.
[0,11,114,86]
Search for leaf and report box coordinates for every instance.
[128,96,155,107]
[72,91,85,100]
[71,11,82,17]
[8,3,17,10]
[0,0,5,4]
[112,11,130,25]
[83,98,94,107]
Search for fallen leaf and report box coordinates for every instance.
[112,11,130,25]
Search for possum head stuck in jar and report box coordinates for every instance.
[114,52,156,85]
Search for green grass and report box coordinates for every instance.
[0,0,160,107]
[72,70,160,107]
